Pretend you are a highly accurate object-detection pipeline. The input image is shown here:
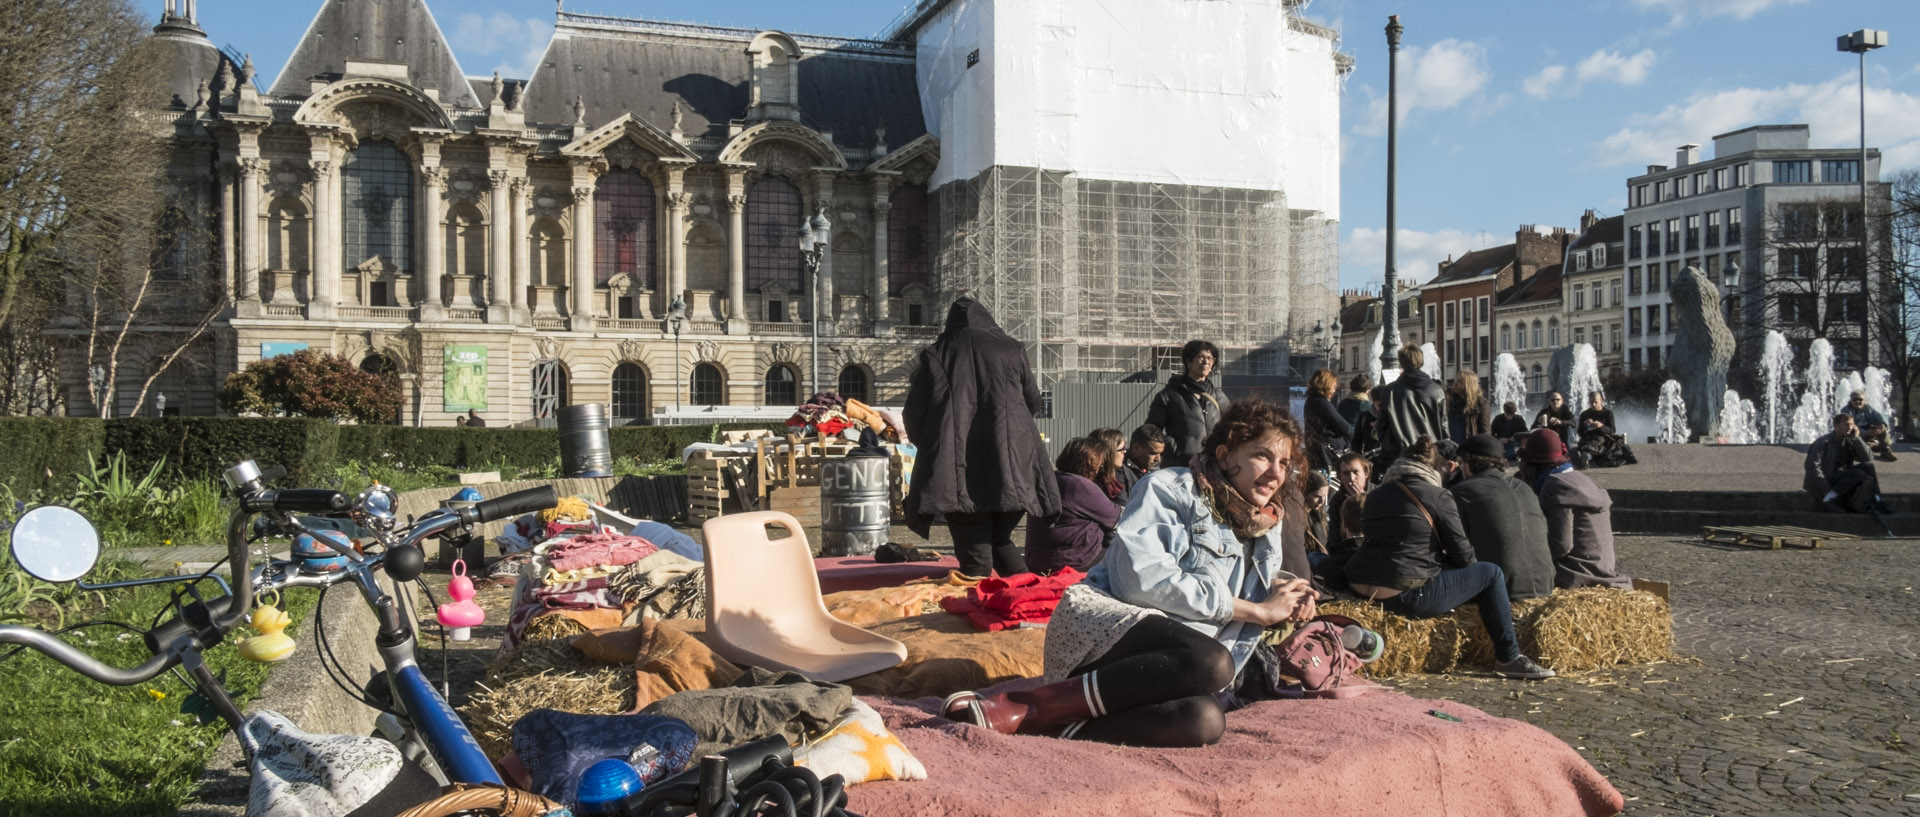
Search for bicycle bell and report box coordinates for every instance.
[353,484,398,533]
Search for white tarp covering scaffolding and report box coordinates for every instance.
[906,0,1347,386]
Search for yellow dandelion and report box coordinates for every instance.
[147,689,167,702]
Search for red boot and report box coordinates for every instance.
[942,672,1106,734]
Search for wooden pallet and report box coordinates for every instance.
[1700,524,1859,550]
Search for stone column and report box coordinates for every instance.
[510,177,530,315]
[217,165,237,303]
[487,169,511,320]
[812,173,836,335]
[869,182,891,327]
[307,139,338,320]
[570,183,596,328]
[725,172,749,334]
[237,160,261,305]
[420,168,446,318]
[664,166,689,306]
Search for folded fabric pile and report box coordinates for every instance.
[503,530,658,648]
[784,391,908,443]
[608,550,709,621]
[939,568,1084,632]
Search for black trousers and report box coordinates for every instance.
[1064,615,1236,747]
[946,511,1028,578]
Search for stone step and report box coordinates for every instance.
[1610,489,1920,515]
[1611,507,1920,538]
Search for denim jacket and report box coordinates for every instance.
[1083,467,1287,674]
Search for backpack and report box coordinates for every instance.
[1273,614,1389,700]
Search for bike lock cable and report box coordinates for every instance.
[411,577,453,699]
[311,581,397,716]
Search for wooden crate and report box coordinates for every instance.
[1700,524,1858,550]
[692,436,912,528]
[687,452,738,524]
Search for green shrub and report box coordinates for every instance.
[221,349,405,425]
[104,417,340,488]
[0,417,105,496]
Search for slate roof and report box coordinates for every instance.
[1568,214,1623,251]
[1428,244,1515,287]
[1339,297,1377,330]
[268,0,478,108]
[153,19,243,110]
[1497,263,1563,307]
[523,17,926,149]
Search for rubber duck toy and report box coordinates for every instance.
[239,593,296,663]
[437,559,485,641]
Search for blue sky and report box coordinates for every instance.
[185,0,1919,293]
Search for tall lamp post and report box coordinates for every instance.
[667,295,686,414]
[799,208,832,395]
[1316,317,1341,371]
[1381,14,1405,373]
[1838,28,1887,359]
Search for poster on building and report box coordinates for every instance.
[443,346,488,412]
[261,342,308,359]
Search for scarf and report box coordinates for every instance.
[1382,459,1444,488]
[1531,461,1574,493]
[1189,452,1281,541]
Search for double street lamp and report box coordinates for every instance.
[667,295,686,413]
[799,208,832,396]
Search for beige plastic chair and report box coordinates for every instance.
[701,511,908,682]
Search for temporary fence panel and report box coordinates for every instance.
[1036,382,1163,458]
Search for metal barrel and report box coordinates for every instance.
[819,454,890,556]
[557,403,614,478]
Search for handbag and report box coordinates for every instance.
[1270,614,1390,700]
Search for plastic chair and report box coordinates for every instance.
[701,511,908,682]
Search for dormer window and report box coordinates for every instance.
[746,32,803,122]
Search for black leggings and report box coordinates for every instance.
[947,511,1029,578]
[1067,616,1235,747]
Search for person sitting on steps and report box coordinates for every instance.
[1841,391,1898,462]
[1806,412,1885,515]
[942,398,1319,746]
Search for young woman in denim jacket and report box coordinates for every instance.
[943,399,1317,747]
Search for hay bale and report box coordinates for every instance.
[1453,597,1551,669]
[1320,600,1463,678]
[1530,587,1673,671]
[459,638,637,758]
[521,612,589,643]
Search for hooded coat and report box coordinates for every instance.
[903,299,1061,536]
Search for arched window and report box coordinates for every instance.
[266,197,309,272]
[612,362,648,420]
[692,363,725,406]
[1500,323,1512,350]
[838,365,870,403]
[764,364,798,407]
[889,184,931,294]
[1548,317,1561,347]
[341,141,412,274]
[746,178,803,291]
[1531,320,1543,348]
[596,169,656,288]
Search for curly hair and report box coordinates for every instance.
[1197,397,1307,504]
[1309,369,1338,399]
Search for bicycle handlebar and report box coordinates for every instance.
[471,486,559,525]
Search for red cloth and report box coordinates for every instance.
[939,568,1082,631]
[852,683,1624,817]
[816,418,852,436]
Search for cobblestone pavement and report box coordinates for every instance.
[1395,535,1920,817]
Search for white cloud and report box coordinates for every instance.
[1523,65,1568,99]
[1340,227,1487,289]
[1629,0,1808,23]
[1597,72,1920,172]
[1524,49,1657,100]
[451,12,552,79]
[1357,39,1493,134]
[1575,49,1657,86]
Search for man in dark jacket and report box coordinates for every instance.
[1372,344,1446,462]
[904,297,1061,578]
[1805,413,1881,514]
[1842,391,1898,462]
[1116,423,1168,497]
[1146,340,1230,464]
[1447,435,1554,600]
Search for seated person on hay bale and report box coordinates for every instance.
[942,399,1321,746]
[1574,391,1637,468]
[1806,412,1885,515]
[1516,431,1633,590]
[1841,391,1898,463]
[1341,436,1554,680]
[1025,437,1124,576]
[1447,435,1555,601]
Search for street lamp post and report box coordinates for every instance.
[155,393,166,419]
[799,209,832,395]
[1381,14,1405,373]
[1319,317,1342,370]
[668,295,686,414]
[1838,29,1887,354]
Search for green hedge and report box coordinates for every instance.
[0,418,786,491]
[0,417,106,497]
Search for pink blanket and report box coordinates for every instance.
[852,682,1623,817]
[814,556,959,594]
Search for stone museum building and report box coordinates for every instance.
[110,0,1346,424]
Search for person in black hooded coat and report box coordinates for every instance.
[904,297,1062,578]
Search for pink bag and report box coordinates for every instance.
[1273,614,1390,700]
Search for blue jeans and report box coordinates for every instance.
[1382,562,1521,663]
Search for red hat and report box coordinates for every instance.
[1518,430,1569,466]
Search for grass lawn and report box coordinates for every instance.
[0,573,315,816]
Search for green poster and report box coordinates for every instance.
[443,345,489,412]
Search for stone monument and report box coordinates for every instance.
[1668,266,1735,439]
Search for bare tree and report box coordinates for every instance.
[1754,197,1875,367]
[1878,169,1920,437]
